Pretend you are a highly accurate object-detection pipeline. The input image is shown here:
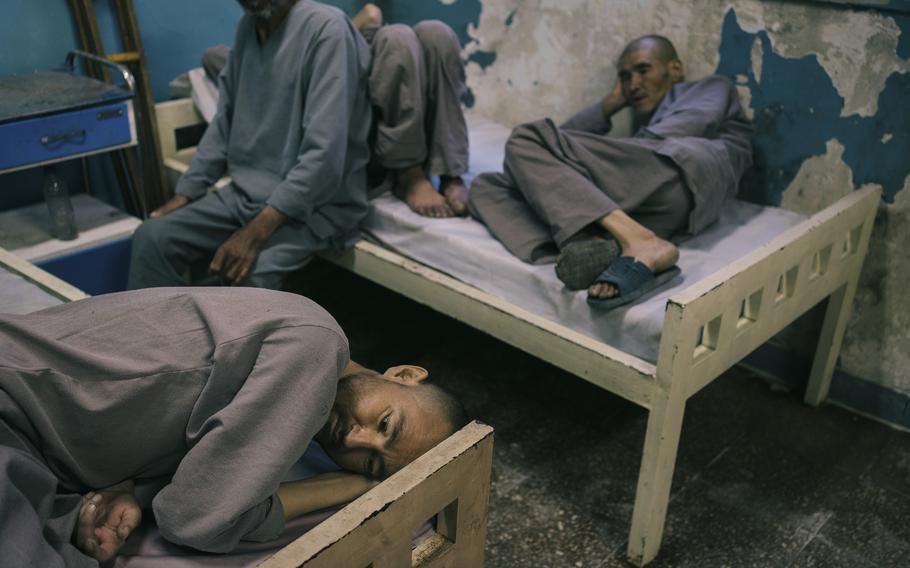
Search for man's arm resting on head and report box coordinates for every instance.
[561,80,627,134]
[277,472,379,520]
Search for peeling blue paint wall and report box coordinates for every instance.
[717,9,910,205]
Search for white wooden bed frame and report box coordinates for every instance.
[155,98,880,566]
[0,245,494,568]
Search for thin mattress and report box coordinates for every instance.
[363,111,806,363]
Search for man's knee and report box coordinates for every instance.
[131,218,171,256]
[373,23,420,55]
[504,123,543,163]
[413,20,460,56]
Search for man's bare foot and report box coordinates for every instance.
[75,481,142,563]
[589,209,679,300]
[395,165,454,218]
[588,235,678,299]
[440,176,469,216]
[352,3,383,29]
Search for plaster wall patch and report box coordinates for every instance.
[841,178,910,389]
[751,35,763,82]
[780,139,853,215]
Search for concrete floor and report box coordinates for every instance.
[287,261,910,568]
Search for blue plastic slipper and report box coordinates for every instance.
[586,256,681,310]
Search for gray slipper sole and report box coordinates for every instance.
[555,237,621,290]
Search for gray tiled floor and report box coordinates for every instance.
[287,261,910,568]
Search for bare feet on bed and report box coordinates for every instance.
[395,165,455,218]
[440,176,469,216]
[352,3,383,29]
[75,481,142,563]
[590,210,678,300]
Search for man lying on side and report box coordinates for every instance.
[0,287,466,565]
[465,35,753,309]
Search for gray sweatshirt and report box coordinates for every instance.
[0,287,348,552]
[176,0,373,246]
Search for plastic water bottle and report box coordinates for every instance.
[42,166,78,241]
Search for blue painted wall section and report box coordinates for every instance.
[376,0,482,46]
[717,8,910,205]
[898,15,910,59]
[375,0,489,106]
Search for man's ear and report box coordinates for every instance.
[669,59,684,83]
[382,365,429,385]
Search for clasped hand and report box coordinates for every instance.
[76,481,142,562]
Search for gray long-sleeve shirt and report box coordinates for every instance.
[177,0,373,244]
[561,75,753,233]
[0,288,349,552]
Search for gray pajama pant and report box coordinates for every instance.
[468,119,693,264]
[0,417,92,567]
[362,21,469,184]
[128,184,329,290]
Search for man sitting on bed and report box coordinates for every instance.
[0,287,467,565]
[465,35,753,309]
[128,0,372,290]
[352,4,471,218]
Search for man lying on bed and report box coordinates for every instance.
[128,0,372,290]
[465,35,753,309]
[0,287,466,566]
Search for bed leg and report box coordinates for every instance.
[627,389,687,566]
[804,280,856,407]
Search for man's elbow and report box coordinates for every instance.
[153,494,282,553]
[155,514,239,554]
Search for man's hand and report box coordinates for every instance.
[75,481,141,563]
[209,205,287,285]
[149,194,190,218]
[601,80,629,119]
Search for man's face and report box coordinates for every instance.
[236,0,280,19]
[618,45,682,116]
[315,374,453,479]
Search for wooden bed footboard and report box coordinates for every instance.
[0,246,89,303]
[260,422,494,568]
[657,185,880,399]
[627,185,880,565]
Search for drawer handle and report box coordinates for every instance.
[41,129,87,147]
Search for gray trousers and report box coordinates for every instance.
[468,119,693,264]
[128,185,328,290]
[364,21,469,183]
[0,415,93,568]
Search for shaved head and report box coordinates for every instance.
[615,34,684,116]
[619,35,679,66]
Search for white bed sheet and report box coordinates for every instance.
[364,112,806,364]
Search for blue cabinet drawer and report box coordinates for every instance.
[0,101,134,170]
